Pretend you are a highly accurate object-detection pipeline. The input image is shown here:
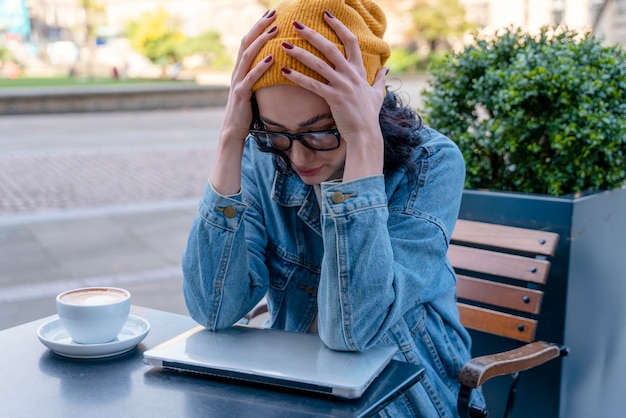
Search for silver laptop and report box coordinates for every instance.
[143,325,398,399]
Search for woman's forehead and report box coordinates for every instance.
[255,85,332,128]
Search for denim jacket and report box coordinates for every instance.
[182,126,482,417]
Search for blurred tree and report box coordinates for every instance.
[0,45,12,63]
[80,0,106,78]
[380,0,473,53]
[125,8,185,66]
[409,0,473,51]
[177,31,232,70]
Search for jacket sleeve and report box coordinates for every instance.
[182,142,270,330]
[317,129,465,351]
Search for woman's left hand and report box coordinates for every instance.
[281,11,388,181]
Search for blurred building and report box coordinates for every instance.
[592,0,626,44]
[27,0,78,42]
[461,0,626,45]
[23,1,264,47]
[26,0,624,46]
[19,0,626,70]
[462,0,598,31]
[0,0,31,40]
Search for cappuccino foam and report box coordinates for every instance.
[61,288,127,306]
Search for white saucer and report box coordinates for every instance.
[37,314,150,359]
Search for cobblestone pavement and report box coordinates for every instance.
[0,77,427,330]
[0,76,426,214]
[0,145,214,213]
[0,108,225,329]
[0,108,224,214]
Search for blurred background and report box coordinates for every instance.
[1,0,624,82]
[1,0,625,331]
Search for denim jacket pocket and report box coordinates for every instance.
[380,304,424,363]
[420,305,466,379]
[386,303,465,389]
[265,244,320,332]
[265,245,297,291]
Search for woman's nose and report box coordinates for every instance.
[288,140,314,166]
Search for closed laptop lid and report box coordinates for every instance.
[143,325,398,399]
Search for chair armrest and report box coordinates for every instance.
[457,341,562,388]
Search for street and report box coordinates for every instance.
[0,107,225,329]
[0,76,428,330]
[0,108,225,213]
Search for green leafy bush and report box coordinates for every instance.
[422,27,626,196]
[387,47,422,73]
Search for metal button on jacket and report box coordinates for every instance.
[217,206,237,218]
[330,191,357,204]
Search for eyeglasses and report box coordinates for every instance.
[249,129,341,151]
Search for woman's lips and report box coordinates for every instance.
[294,166,323,177]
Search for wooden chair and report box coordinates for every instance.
[243,219,569,417]
[450,220,569,418]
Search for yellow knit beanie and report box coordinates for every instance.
[251,0,390,92]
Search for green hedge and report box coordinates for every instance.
[422,27,626,196]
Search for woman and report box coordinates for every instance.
[182,0,483,416]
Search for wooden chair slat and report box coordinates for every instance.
[456,275,543,314]
[457,303,537,343]
[449,219,568,415]
[452,219,559,256]
[449,245,551,284]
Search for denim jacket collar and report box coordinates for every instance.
[272,170,322,235]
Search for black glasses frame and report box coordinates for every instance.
[249,129,341,151]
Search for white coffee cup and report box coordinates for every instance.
[56,287,131,344]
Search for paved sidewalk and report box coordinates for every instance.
[0,108,223,331]
[0,201,198,330]
[0,76,428,331]
[0,144,214,213]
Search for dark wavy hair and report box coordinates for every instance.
[250,87,424,174]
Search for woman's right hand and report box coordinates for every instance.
[210,10,278,195]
